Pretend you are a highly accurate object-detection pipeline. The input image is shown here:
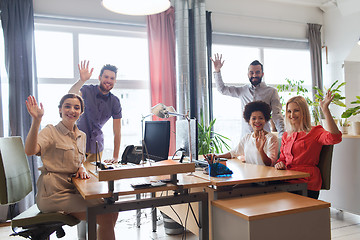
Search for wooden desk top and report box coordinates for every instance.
[73,173,210,200]
[193,158,310,187]
[212,192,330,221]
[95,160,195,181]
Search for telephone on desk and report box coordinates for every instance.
[121,145,143,164]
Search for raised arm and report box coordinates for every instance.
[211,54,244,97]
[68,60,94,96]
[210,53,225,73]
[320,90,340,135]
[25,96,43,156]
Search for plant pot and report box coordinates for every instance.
[339,126,349,134]
[352,122,360,135]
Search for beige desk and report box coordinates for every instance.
[159,158,310,238]
[212,192,331,240]
[193,158,309,188]
[73,160,211,240]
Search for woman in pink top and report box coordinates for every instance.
[274,91,342,199]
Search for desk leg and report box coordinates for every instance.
[136,194,141,228]
[151,192,157,232]
[199,194,209,240]
[87,207,97,240]
[86,192,209,240]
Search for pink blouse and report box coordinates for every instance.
[277,125,342,191]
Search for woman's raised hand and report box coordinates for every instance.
[255,130,266,151]
[320,90,334,111]
[25,96,44,120]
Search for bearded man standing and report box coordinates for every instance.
[211,54,284,138]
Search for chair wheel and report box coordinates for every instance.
[56,227,66,238]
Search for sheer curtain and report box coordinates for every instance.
[308,23,323,99]
[1,0,40,215]
[147,7,177,155]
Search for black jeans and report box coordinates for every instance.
[307,190,320,199]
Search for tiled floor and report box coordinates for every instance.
[0,208,197,240]
[1,207,360,239]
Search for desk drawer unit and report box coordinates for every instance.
[212,192,330,240]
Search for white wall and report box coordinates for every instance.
[33,0,322,40]
[322,5,360,119]
[206,0,322,40]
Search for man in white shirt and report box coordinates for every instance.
[211,53,284,138]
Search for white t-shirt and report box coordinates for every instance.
[230,132,279,166]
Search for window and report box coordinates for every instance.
[35,31,74,79]
[34,21,150,159]
[212,35,311,148]
[0,26,8,137]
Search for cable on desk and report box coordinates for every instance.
[172,147,186,161]
[182,203,191,240]
[169,204,185,236]
[189,202,201,228]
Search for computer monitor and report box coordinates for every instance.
[143,121,170,162]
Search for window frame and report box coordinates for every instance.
[34,17,149,90]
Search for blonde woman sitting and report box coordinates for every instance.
[274,91,342,199]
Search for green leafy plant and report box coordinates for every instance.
[277,79,319,123]
[277,79,313,112]
[313,80,346,123]
[197,115,231,155]
[313,80,346,108]
[341,96,360,118]
[338,118,350,127]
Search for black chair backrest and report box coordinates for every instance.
[317,145,334,190]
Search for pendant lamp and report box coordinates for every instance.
[102,0,171,16]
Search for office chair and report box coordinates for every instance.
[317,145,334,190]
[0,136,80,239]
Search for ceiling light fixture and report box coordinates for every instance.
[102,0,171,16]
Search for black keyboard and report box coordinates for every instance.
[194,159,209,168]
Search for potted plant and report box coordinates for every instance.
[338,119,350,134]
[341,96,360,135]
[198,114,231,155]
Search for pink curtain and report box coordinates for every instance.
[147,7,177,155]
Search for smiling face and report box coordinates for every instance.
[59,98,83,125]
[248,65,264,86]
[99,69,116,94]
[286,102,302,130]
[249,111,266,132]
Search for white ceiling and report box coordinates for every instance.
[33,0,330,18]
[262,0,333,7]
